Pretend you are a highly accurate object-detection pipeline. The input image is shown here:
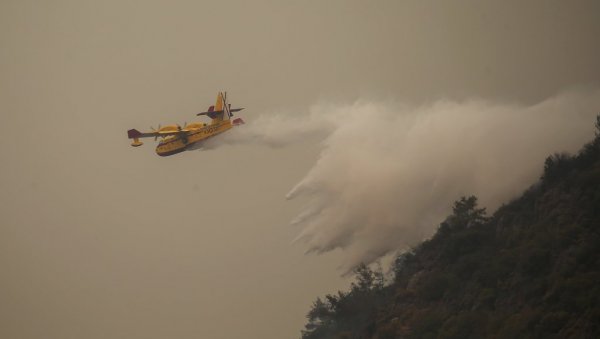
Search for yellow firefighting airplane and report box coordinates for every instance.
[127,92,244,156]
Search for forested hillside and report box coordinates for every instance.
[301,116,600,339]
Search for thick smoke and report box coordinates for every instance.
[208,90,600,270]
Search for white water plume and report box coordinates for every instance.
[205,90,600,270]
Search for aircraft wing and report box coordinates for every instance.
[127,129,181,140]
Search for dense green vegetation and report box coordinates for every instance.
[301,115,600,338]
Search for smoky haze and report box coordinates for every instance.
[1,1,600,339]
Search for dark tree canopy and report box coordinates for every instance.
[301,116,600,339]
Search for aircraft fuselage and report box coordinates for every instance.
[156,119,232,156]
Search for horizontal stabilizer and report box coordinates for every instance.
[232,118,245,126]
[197,108,244,116]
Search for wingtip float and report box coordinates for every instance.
[127,92,245,156]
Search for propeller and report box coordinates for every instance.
[179,123,189,144]
[151,124,161,141]
[223,91,232,118]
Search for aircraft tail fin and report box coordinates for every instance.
[197,92,226,120]
[196,92,244,121]
[214,92,225,113]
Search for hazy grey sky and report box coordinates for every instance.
[1,1,599,338]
